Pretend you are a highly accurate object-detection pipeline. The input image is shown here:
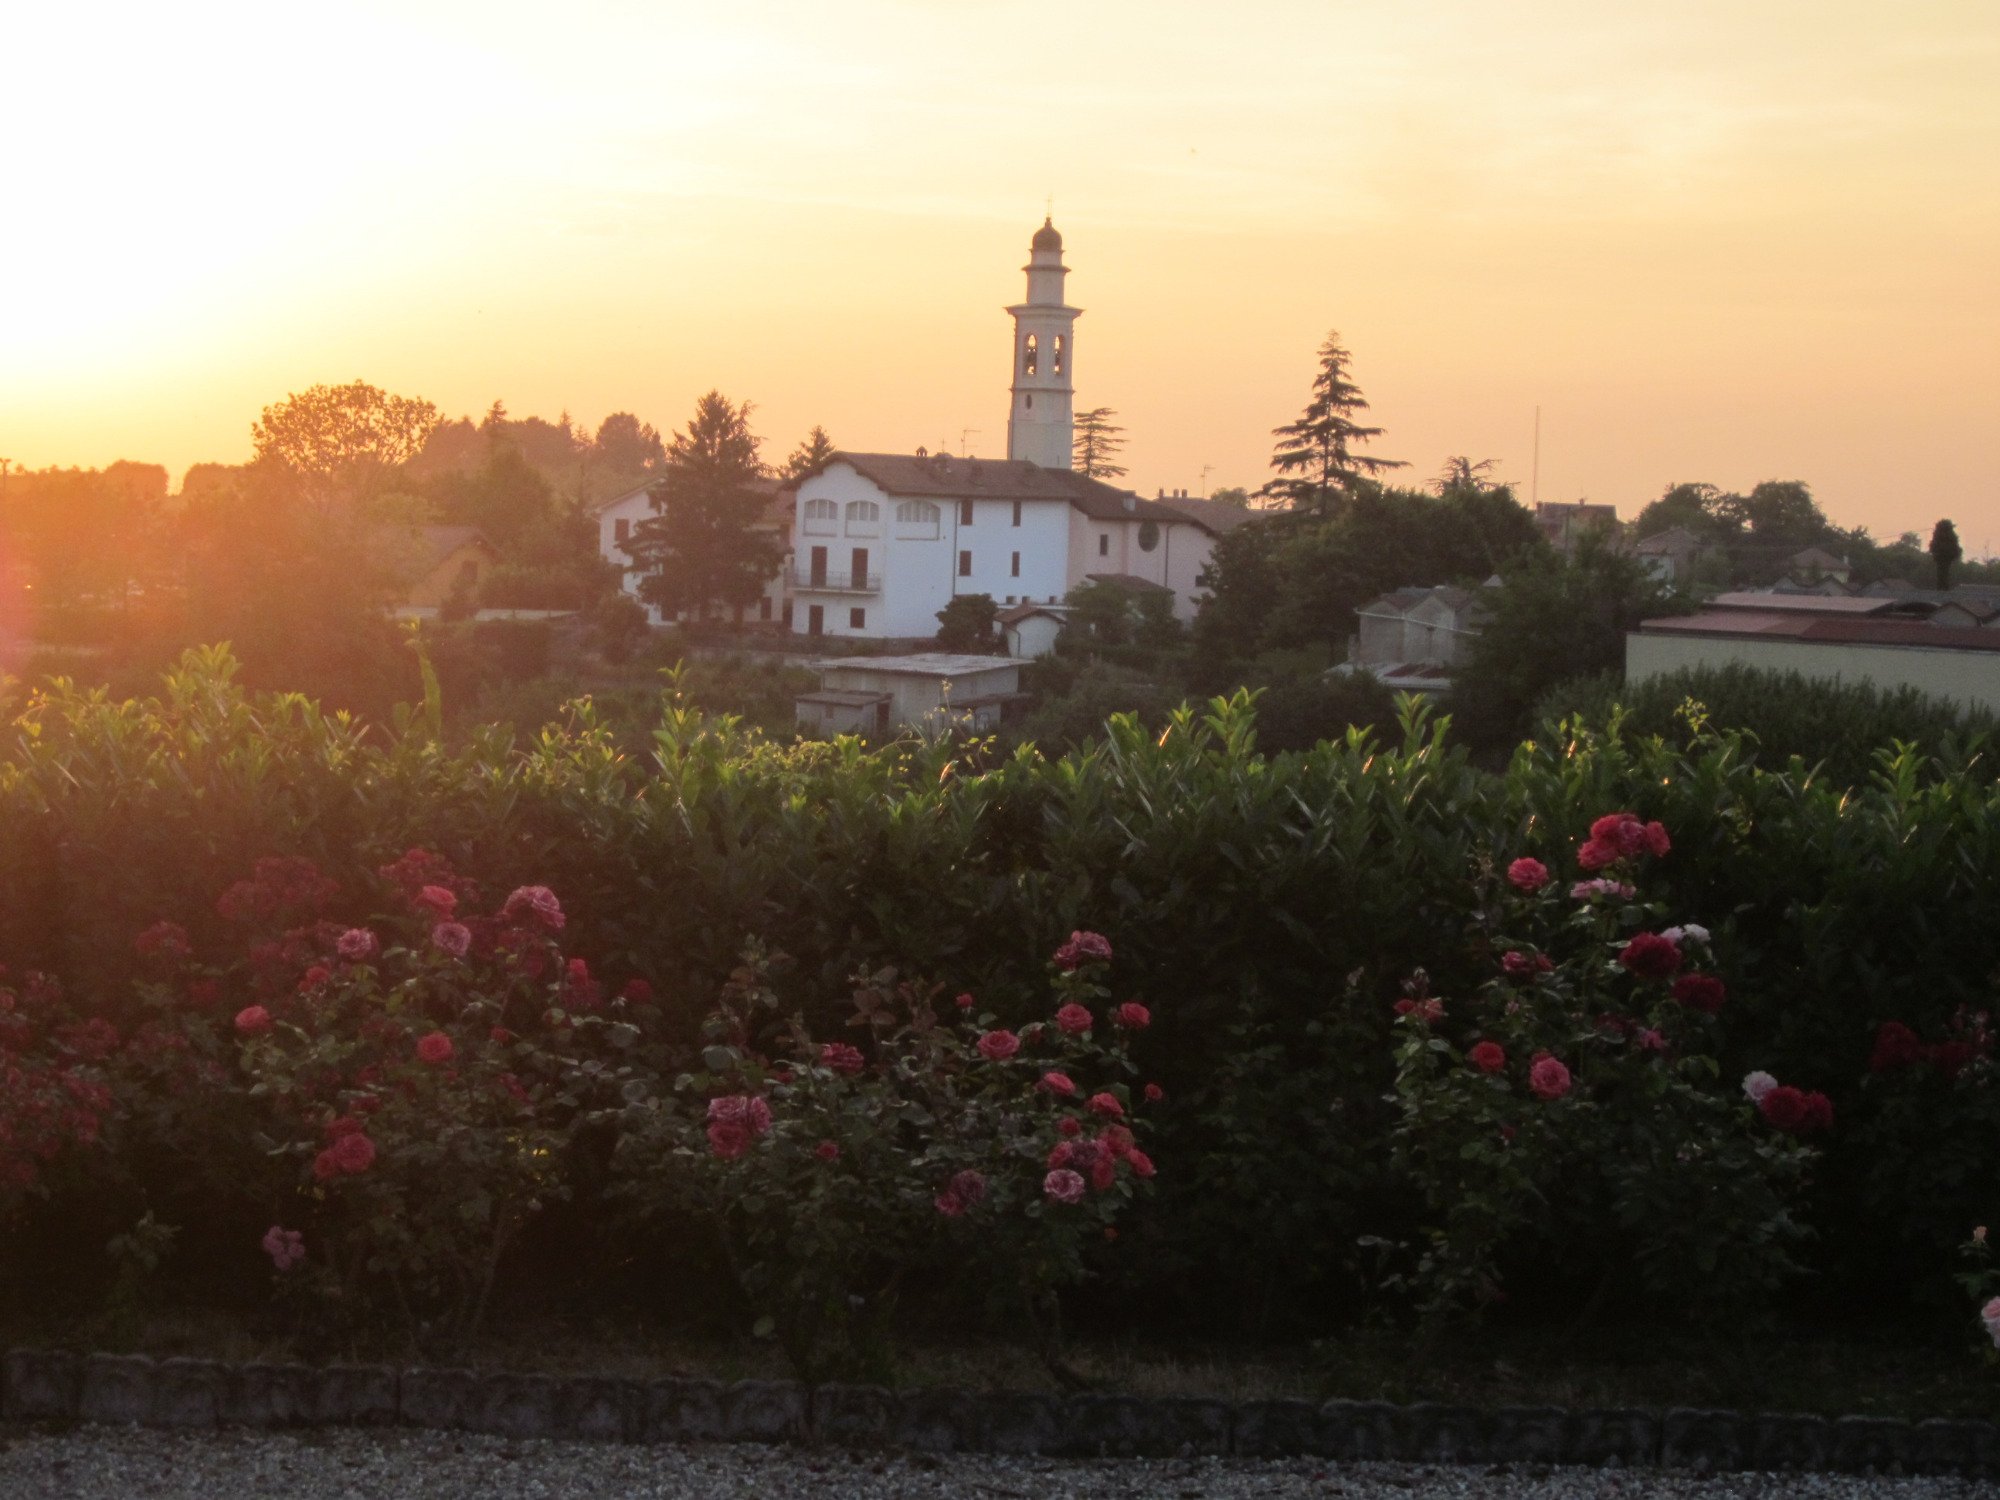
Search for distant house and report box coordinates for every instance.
[1346,584,1491,694]
[400,526,501,609]
[795,652,1025,736]
[1628,591,2000,713]
[1533,501,1619,554]
[1787,546,1852,586]
[595,478,795,627]
[1633,526,1704,585]
[998,602,1066,659]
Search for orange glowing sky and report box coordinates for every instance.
[4,1,1996,544]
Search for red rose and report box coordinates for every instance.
[1143,1082,1164,1103]
[1800,1091,1835,1133]
[950,1169,987,1206]
[135,920,193,962]
[1468,1041,1507,1074]
[1506,858,1550,892]
[1931,1040,1975,1080]
[323,1115,364,1139]
[1576,838,1620,871]
[820,1042,866,1076]
[1039,1071,1077,1096]
[1089,1156,1117,1192]
[620,978,654,1004]
[414,884,458,919]
[933,1190,966,1218]
[1057,1116,1083,1137]
[707,1121,752,1160]
[954,992,975,1009]
[1672,974,1726,1014]
[1114,1001,1151,1030]
[328,1131,376,1174]
[1642,821,1671,857]
[976,1029,1021,1061]
[416,1032,454,1066]
[490,1026,515,1045]
[1869,1021,1924,1073]
[1126,1148,1156,1179]
[814,1140,840,1161]
[1758,1085,1809,1131]
[234,1005,272,1036]
[1055,1003,1094,1035]
[1086,1092,1124,1118]
[1618,932,1683,980]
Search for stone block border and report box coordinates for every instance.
[3,1347,1995,1477]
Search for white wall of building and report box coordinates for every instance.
[1627,632,2000,715]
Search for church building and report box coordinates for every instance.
[787,219,1220,642]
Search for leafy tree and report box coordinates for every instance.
[1433,456,1502,495]
[1208,486,1250,508]
[1739,479,1835,552]
[251,382,441,513]
[593,412,666,475]
[627,393,782,624]
[1631,482,1740,542]
[1450,536,1684,753]
[1930,519,1963,591]
[1072,408,1128,480]
[1261,330,1403,514]
[935,593,999,651]
[781,426,839,482]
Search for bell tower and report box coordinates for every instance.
[1006,217,1082,469]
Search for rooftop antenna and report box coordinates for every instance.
[1198,463,1213,497]
[960,428,981,457]
[1530,405,1541,506]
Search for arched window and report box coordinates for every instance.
[1053,335,1065,376]
[894,500,940,539]
[844,500,880,535]
[1023,333,1038,376]
[803,497,837,535]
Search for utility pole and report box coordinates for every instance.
[959,429,981,457]
[1530,406,1540,507]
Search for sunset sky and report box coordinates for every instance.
[5,1,1996,544]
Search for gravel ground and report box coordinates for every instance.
[0,1427,1991,1500]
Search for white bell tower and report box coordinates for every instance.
[1005,217,1082,470]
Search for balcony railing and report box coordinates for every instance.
[792,569,881,593]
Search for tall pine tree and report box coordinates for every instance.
[1262,331,1402,514]
[781,425,838,481]
[1072,408,1128,479]
[627,392,782,622]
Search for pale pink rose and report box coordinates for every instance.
[1043,1168,1086,1204]
[1983,1297,2000,1349]
[1528,1054,1572,1101]
[432,921,472,957]
[1742,1070,1779,1104]
[336,927,378,961]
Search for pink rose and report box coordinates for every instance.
[1039,1071,1077,1096]
[328,1131,376,1174]
[1528,1054,1572,1101]
[814,1140,840,1161]
[954,992,975,1009]
[1053,930,1113,971]
[1057,1116,1083,1137]
[976,1029,1021,1061]
[621,978,654,1004]
[260,1225,305,1272]
[135,920,193,962]
[1125,1148,1156,1180]
[416,1031,454,1065]
[1468,1040,1506,1074]
[707,1121,752,1160]
[1143,1082,1164,1103]
[1982,1297,2000,1349]
[820,1042,866,1076]
[1506,858,1550,892]
[234,1005,272,1036]
[1043,1168,1086,1204]
[501,884,566,931]
[1055,1003,1094,1035]
[949,1169,987,1206]
[336,928,378,961]
[707,1094,774,1135]
[1086,1092,1124,1118]
[933,1190,966,1217]
[1114,1001,1151,1030]
[432,921,472,957]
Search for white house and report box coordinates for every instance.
[786,218,1221,641]
[1345,584,1492,694]
[596,478,795,626]
[999,601,1067,658]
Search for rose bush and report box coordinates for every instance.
[608,931,1156,1381]
[1388,814,1817,1321]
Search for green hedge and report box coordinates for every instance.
[3,647,1998,1331]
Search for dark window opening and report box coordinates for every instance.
[959,498,974,525]
[809,545,828,586]
[958,550,972,577]
[1053,334,1065,375]
[1010,551,1020,577]
[807,604,824,636]
[613,518,630,543]
[1097,533,1109,557]
[1023,333,1038,376]
[849,607,866,629]
[1011,500,1022,527]
[1024,394,1033,410]
[850,547,868,588]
